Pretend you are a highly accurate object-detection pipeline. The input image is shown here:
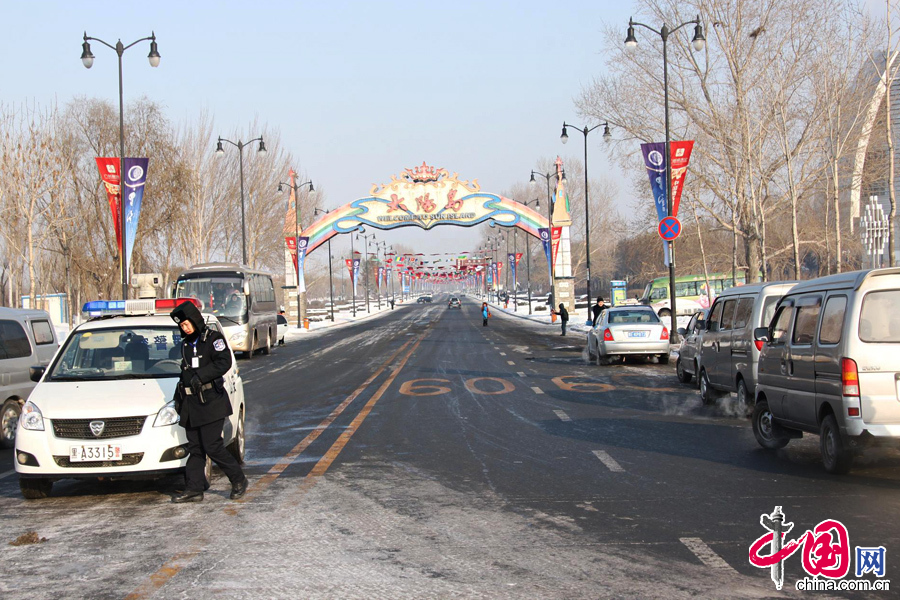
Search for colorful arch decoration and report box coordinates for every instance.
[301,163,549,255]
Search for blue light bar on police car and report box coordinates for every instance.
[81,300,126,317]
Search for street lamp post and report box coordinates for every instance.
[278,176,315,328]
[372,240,386,310]
[530,169,562,308]
[521,198,540,314]
[625,15,706,341]
[314,208,335,322]
[215,135,268,266]
[81,31,160,300]
[357,231,376,312]
[561,121,611,325]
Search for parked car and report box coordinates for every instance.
[1,307,59,449]
[698,281,797,406]
[587,305,670,364]
[675,309,708,386]
[15,299,246,499]
[751,268,900,474]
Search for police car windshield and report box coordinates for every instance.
[174,276,246,320]
[49,326,183,381]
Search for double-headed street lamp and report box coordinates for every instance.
[625,15,705,341]
[356,231,376,312]
[561,121,611,325]
[520,198,540,314]
[278,176,315,328]
[529,169,563,308]
[313,207,336,322]
[372,240,387,310]
[215,135,267,266]
[81,31,160,300]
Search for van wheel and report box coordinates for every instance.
[245,335,256,359]
[699,370,718,405]
[752,399,789,449]
[820,414,853,474]
[227,408,245,464]
[19,477,53,500]
[736,379,752,416]
[1,400,21,449]
[676,358,693,384]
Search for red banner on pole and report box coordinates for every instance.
[95,158,122,255]
[669,140,694,218]
[550,227,562,270]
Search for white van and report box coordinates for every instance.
[753,268,900,473]
[0,307,59,448]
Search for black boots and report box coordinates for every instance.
[230,476,249,500]
[172,490,204,503]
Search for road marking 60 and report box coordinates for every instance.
[552,376,615,393]
[399,379,452,396]
[398,377,516,396]
[465,377,516,395]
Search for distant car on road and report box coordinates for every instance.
[587,305,670,365]
[675,309,708,386]
[448,297,461,309]
[417,297,427,304]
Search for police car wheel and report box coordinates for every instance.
[227,408,245,463]
[19,477,52,500]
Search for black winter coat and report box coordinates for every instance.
[171,302,233,428]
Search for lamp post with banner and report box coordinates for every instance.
[278,176,315,328]
[624,14,706,342]
[861,196,890,269]
[530,168,563,308]
[81,31,160,299]
[561,121,612,325]
[314,207,335,322]
[522,198,540,314]
[357,231,376,312]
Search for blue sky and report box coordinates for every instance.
[1,0,639,257]
[1,1,887,259]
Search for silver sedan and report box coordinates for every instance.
[587,306,670,364]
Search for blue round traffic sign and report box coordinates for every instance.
[658,216,682,241]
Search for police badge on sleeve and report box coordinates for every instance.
[213,339,226,352]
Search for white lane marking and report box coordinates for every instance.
[507,360,515,366]
[517,371,526,377]
[679,538,738,574]
[592,450,625,473]
[499,352,506,356]
[531,386,544,395]
[0,469,16,480]
[494,346,500,350]
[554,410,571,422]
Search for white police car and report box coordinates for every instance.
[14,299,246,499]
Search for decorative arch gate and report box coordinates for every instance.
[284,163,575,321]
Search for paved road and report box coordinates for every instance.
[1,296,898,598]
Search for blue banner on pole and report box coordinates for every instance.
[296,236,309,293]
[352,258,360,297]
[641,142,668,222]
[122,158,148,277]
[538,228,553,286]
[507,253,516,289]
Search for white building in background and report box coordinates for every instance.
[849,50,900,266]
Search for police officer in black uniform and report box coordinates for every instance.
[170,300,248,503]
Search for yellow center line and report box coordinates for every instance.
[289,329,427,504]
[125,336,416,600]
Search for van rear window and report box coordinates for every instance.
[859,290,900,343]
[0,320,31,359]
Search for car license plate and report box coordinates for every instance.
[70,444,122,462]
[627,331,649,338]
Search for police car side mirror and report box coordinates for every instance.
[29,365,46,382]
[677,327,687,337]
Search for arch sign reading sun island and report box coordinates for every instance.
[301,162,548,255]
